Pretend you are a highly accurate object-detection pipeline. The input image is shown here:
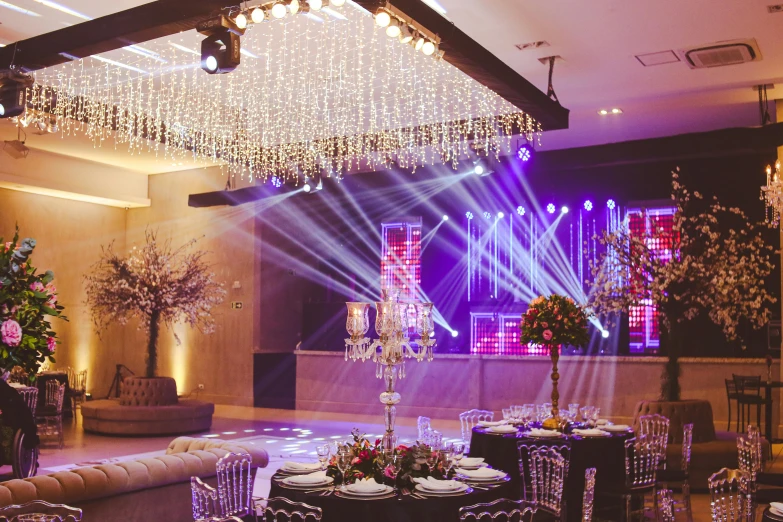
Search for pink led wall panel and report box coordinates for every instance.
[381,220,422,301]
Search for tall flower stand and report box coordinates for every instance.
[542,344,563,430]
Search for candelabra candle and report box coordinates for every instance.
[762,160,783,226]
[345,291,435,449]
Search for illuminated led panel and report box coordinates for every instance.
[381,220,422,302]
[470,313,500,355]
[626,206,677,354]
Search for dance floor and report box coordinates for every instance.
[11,405,783,520]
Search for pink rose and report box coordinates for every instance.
[4,242,13,251]
[47,337,56,353]
[541,322,549,328]
[542,329,553,341]
[1,320,22,347]
[30,282,45,292]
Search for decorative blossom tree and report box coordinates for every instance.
[85,230,225,378]
[0,228,64,381]
[590,168,776,401]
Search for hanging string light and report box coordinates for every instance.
[25,1,539,182]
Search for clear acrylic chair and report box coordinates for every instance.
[639,413,670,468]
[216,452,253,518]
[257,497,322,522]
[737,429,763,487]
[458,498,537,522]
[708,468,753,522]
[0,500,82,521]
[18,387,38,417]
[66,369,87,411]
[459,409,494,450]
[657,423,694,522]
[36,381,65,450]
[192,476,219,520]
[582,467,596,522]
[417,416,431,440]
[529,447,567,520]
[601,435,659,522]
[517,442,570,503]
[196,517,243,522]
[658,489,675,522]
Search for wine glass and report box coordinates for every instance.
[591,407,601,426]
[502,408,512,422]
[387,452,403,481]
[336,451,353,483]
[316,444,330,470]
[426,450,441,475]
[568,403,580,422]
[512,404,523,421]
[452,442,465,463]
[444,444,457,476]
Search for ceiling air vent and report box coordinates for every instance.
[680,39,761,69]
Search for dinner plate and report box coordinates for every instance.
[574,430,611,438]
[487,426,518,434]
[769,507,783,521]
[415,483,470,496]
[601,424,631,432]
[523,431,562,438]
[279,476,334,488]
[415,480,465,493]
[340,484,394,497]
[279,465,324,475]
[336,485,396,500]
[456,462,488,470]
[456,470,508,482]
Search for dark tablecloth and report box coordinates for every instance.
[268,473,514,522]
[469,426,633,522]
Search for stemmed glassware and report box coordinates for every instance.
[502,408,512,422]
[511,404,523,422]
[381,450,403,484]
[316,444,331,470]
[426,450,441,475]
[568,403,580,423]
[336,451,353,483]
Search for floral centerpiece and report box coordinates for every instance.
[84,230,225,378]
[0,228,65,383]
[325,429,452,487]
[590,169,775,401]
[520,294,589,429]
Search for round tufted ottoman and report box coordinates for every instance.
[120,376,179,406]
[82,399,214,436]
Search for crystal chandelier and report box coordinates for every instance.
[761,160,783,226]
[25,1,539,183]
[345,289,434,449]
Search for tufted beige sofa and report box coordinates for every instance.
[119,377,179,406]
[632,399,769,490]
[0,437,269,521]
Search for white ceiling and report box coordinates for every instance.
[1,0,781,171]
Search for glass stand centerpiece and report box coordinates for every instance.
[345,290,435,450]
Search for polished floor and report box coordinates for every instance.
[10,405,783,520]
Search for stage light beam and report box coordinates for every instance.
[561,206,569,214]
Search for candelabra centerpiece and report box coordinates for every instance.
[762,160,783,226]
[345,289,435,450]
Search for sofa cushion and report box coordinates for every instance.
[632,399,716,443]
[0,437,269,507]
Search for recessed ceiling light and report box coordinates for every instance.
[598,109,608,115]
[598,108,622,115]
[611,108,623,114]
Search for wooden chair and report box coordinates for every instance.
[733,375,764,432]
[725,379,740,432]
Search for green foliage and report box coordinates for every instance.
[520,294,590,348]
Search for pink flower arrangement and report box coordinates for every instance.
[542,329,553,341]
[520,294,589,349]
[47,337,57,353]
[30,282,45,292]
[1,320,22,347]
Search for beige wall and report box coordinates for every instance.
[0,165,259,406]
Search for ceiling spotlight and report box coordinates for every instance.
[271,176,282,188]
[421,40,436,56]
[442,215,449,221]
[497,212,505,219]
[0,104,4,117]
[561,206,569,214]
[308,0,323,10]
[601,329,610,339]
[473,164,485,176]
[288,0,300,14]
[584,200,593,211]
[385,19,401,38]
[465,211,474,220]
[483,212,491,220]
[330,0,345,6]
[598,109,608,115]
[516,206,525,216]
[271,2,287,18]
[204,55,218,72]
[399,25,414,44]
[234,13,248,29]
[0,72,33,119]
[375,10,391,27]
[451,330,459,338]
[197,15,244,74]
[607,199,616,210]
[516,142,534,163]
[302,183,312,193]
[546,204,556,214]
[250,7,265,23]
[414,36,425,52]
[611,108,623,114]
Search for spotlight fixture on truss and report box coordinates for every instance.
[515,141,535,163]
[374,3,442,59]
[546,203,556,214]
[197,14,245,74]
[0,70,33,119]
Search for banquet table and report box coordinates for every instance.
[469,425,633,522]
[267,472,514,522]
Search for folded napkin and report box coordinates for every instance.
[478,420,507,427]
[604,424,630,430]
[596,419,609,426]
[771,502,783,512]
[347,477,386,493]
[458,457,485,467]
[457,467,505,479]
[286,471,327,485]
[488,425,517,433]
[413,476,461,491]
[526,428,560,437]
[573,428,610,437]
[283,461,322,471]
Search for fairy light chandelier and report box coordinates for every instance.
[762,160,783,226]
[24,0,539,182]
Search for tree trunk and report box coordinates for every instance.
[660,321,681,401]
[146,310,161,378]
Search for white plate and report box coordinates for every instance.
[456,462,488,470]
[280,476,334,488]
[524,431,562,438]
[280,465,324,475]
[487,426,518,434]
[601,424,631,432]
[574,430,611,438]
[771,507,783,518]
[341,484,394,497]
[415,482,469,495]
[456,470,508,482]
